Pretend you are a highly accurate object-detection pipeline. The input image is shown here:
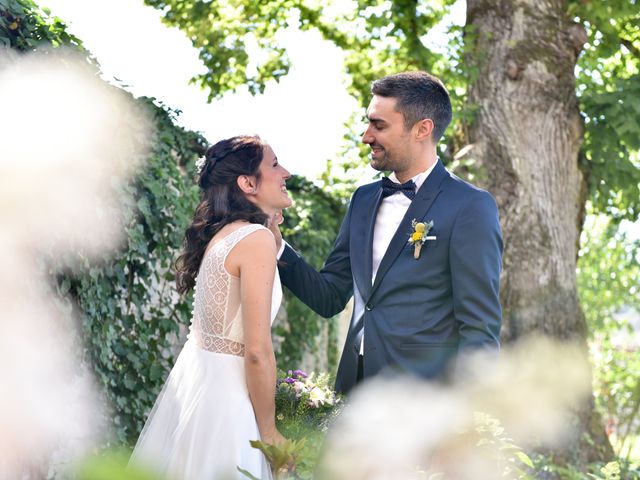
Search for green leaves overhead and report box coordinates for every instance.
[320,0,460,107]
[146,0,640,220]
[572,0,640,221]
[144,0,461,108]
[143,0,313,99]
[0,0,85,51]
[581,78,640,221]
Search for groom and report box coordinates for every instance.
[276,71,503,394]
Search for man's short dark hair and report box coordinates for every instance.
[371,71,452,141]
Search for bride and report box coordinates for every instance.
[129,135,291,479]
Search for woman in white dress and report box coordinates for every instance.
[129,135,292,479]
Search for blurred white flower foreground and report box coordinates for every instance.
[319,337,592,480]
[0,49,151,479]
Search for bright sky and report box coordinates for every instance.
[41,0,358,180]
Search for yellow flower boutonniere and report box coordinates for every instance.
[408,219,434,259]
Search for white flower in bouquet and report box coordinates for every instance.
[309,386,329,408]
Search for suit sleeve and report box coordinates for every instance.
[449,190,503,354]
[278,196,355,318]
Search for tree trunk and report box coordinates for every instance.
[463,0,613,465]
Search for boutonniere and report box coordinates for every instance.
[408,219,435,259]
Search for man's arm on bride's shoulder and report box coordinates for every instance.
[278,199,355,318]
[235,229,282,443]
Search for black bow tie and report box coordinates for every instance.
[381,176,416,200]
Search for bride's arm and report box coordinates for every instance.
[235,228,284,444]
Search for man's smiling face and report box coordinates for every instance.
[362,95,414,175]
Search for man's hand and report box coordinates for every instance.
[267,210,284,252]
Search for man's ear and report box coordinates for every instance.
[415,118,434,141]
[237,175,258,194]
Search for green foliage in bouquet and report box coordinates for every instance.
[240,370,343,479]
[275,370,342,436]
[274,369,343,478]
[238,438,307,480]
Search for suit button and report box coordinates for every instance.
[365,304,372,311]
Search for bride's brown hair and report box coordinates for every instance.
[175,135,268,294]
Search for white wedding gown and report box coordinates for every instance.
[130,223,282,480]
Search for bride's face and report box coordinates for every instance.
[252,144,292,215]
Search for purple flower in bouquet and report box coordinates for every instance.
[292,380,307,397]
[275,368,343,442]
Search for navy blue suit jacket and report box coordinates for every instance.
[279,160,503,394]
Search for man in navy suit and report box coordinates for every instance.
[276,71,502,394]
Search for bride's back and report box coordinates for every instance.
[189,222,276,356]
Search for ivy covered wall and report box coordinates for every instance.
[2,0,345,445]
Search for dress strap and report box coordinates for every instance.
[218,223,271,257]
[203,223,271,262]
[226,223,270,245]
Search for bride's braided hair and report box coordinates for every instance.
[175,135,268,294]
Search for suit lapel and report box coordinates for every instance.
[353,185,383,300]
[368,160,448,300]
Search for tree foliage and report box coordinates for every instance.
[571,0,640,221]
[142,0,306,100]
[0,0,83,51]
[146,0,639,220]
[579,211,640,463]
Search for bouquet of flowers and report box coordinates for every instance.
[241,369,342,479]
[275,369,341,434]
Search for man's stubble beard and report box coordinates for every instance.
[371,151,411,175]
[370,154,387,172]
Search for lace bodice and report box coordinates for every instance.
[189,223,282,356]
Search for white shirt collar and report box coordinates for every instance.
[388,159,438,192]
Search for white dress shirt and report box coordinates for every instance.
[371,165,436,280]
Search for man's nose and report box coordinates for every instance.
[362,127,373,144]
